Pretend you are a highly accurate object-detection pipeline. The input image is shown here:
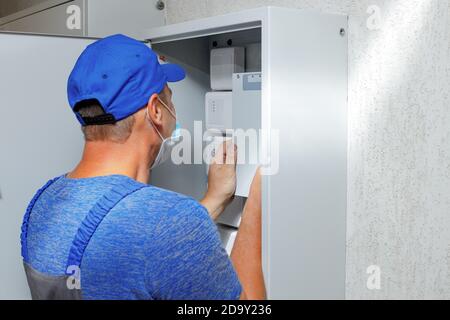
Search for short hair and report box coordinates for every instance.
[76,100,136,143]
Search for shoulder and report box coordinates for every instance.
[125,185,211,224]
[131,185,194,204]
[125,186,217,255]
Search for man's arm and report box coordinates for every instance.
[146,198,243,300]
[231,169,266,300]
[200,141,237,220]
[200,142,266,299]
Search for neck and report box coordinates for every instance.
[68,139,156,184]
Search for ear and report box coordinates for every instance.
[146,93,163,126]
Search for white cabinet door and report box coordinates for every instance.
[263,8,348,299]
[0,33,94,299]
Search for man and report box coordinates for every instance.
[20,34,265,300]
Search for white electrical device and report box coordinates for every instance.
[205,91,233,132]
[210,47,245,90]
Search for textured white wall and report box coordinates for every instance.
[165,0,450,299]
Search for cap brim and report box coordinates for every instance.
[161,64,186,82]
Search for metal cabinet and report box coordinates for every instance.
[0,7,348,300]
[144,7,348,299]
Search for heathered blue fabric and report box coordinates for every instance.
[25,175,242,300]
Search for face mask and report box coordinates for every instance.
[146,97,181,170]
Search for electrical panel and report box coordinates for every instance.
[232,72,261,197]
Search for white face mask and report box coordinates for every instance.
[146,97,181,170]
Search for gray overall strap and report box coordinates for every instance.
[22,177,146,300]
[66,179,146,272]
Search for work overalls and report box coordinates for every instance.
[20,176,147,300]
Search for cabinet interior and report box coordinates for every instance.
[150,27,262,253]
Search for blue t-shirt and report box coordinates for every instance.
[25,175,242,300]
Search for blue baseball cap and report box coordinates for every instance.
[67,34,185,126]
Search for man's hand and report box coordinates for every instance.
[201,140,237,220]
